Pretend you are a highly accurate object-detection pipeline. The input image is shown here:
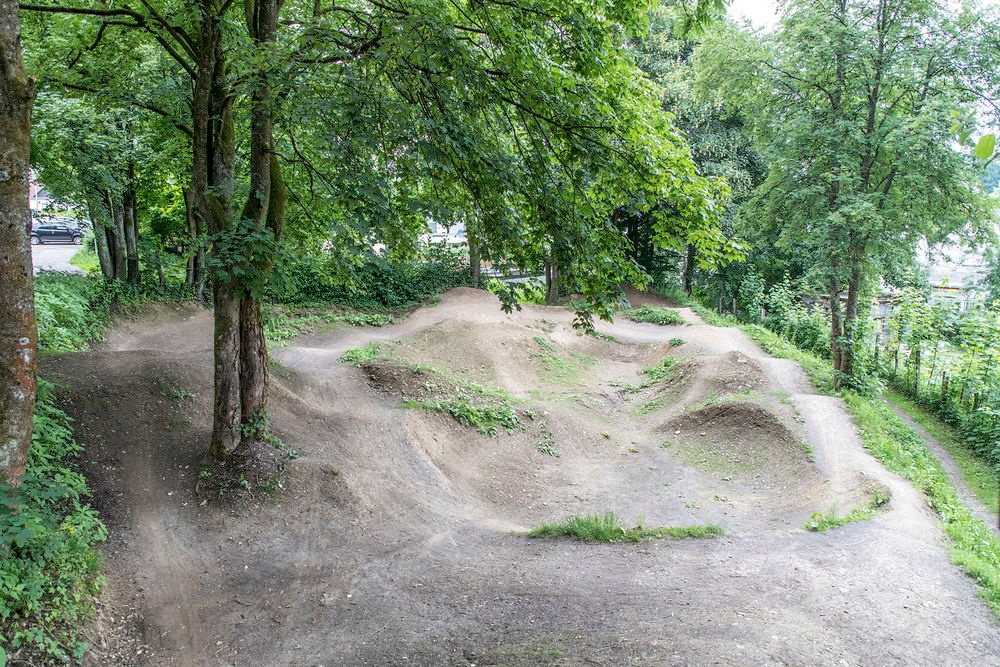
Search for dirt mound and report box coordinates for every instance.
[664,402,807,474]
[37,288,1000,666]
[709,350,766,394]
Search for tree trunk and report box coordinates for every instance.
[469,240,480,289]
[829,274,844,379]
[838,265,863,384]
[124,178,139,283]
[544,254,559,305]
[109,193,127,280]
[0,1,36,485]
[92,205,116,281]
[191,3,242,458]
[683,244,696,296]
[210,279,242,459]
[239,297,268,432]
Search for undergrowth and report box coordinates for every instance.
[34,273,196,353]
[527,512,723,543]
[407,397,521,436]
[529,337,595,385]
[0,382,107,665]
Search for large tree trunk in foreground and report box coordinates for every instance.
[0,0,37,485]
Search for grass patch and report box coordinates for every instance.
[886,389,999,514]
[528,336,596,385]
[622,305,686,326]
[806,485,890,531]
[339,343,383,365]
[405,397,520,436]
[264,305,394,346]
[805,506,881,531]
[623,356,685,395]
[526,512,723,543]
[0,382,107,664]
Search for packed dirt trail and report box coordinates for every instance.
[43,288,1000,666]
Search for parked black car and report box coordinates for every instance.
[31,219,83,245]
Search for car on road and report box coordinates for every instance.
[31,218,84,245]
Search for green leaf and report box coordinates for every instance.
[975,134,996,160]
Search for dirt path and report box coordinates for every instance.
[888,402,1000,535]
[43,289,1000,666]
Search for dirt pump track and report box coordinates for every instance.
[42,287,1000,666]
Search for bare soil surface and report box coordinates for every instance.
[41,289,1000,666]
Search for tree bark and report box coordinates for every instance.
[838,264,863,383]
[239,297,268,429]
[109,193,127,280]
[544,253,559,305]
[0,0,36,485]
[91,205,116,281]
[683,244,696,296]
[829,274,844,385]
[124,175,139,283]
[210,279,242,459]
[469,240,480,289]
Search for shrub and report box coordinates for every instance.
[271,243,471,310]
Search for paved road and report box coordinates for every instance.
[32,242,84,275]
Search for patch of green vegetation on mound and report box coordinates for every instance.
[622,305,686,326]
[527,511,723,543]
[529,336,597,385]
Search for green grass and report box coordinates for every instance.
[526,512,723,543]
[528,336,596,385]
[805,506,881,531]
[339,343,383,365]
[405,397,520,436]
[68,242,100,274]
[264,305,394,345]
[886,389,999,513]
[622,305,686,326]
[805,484,890,531]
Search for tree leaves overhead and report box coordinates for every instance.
[22,0,734,321]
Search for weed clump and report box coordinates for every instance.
[527,512,722,543]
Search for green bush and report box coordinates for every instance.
[35,273,197,353]
[271,243,471,310]
[0,382,107,664]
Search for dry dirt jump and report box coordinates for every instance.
[42,287,1000,665]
